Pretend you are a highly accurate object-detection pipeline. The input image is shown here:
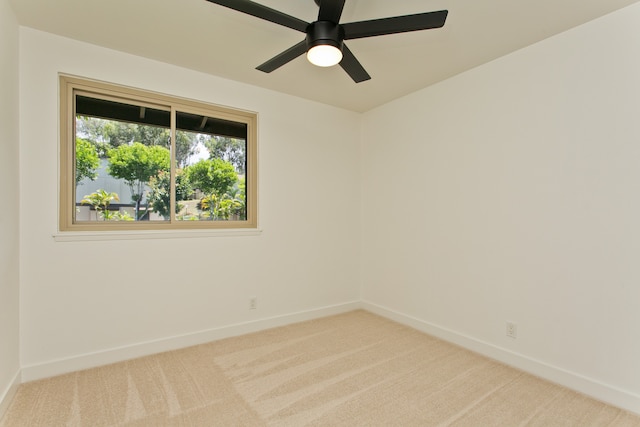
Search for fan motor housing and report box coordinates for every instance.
[306,21,344,51]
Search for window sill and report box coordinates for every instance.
[53,228,262,242]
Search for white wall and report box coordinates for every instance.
[18,28,361,378]
[0,0,21,416]
[361,4,640,413]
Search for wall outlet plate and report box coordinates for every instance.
[506,321,517,339]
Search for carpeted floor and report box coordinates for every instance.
[2,310,639,426]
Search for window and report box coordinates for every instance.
[59,75,257,232]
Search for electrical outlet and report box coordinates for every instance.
[249,297,257,310]
[506,321,517,339]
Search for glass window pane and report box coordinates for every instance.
[74,96,171,222]
[175,111,247,222]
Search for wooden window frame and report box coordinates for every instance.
[59,75,258,232]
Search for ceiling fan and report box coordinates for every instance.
[205,0,448,83]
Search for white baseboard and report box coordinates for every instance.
[0,370,21,422]
[21,301,361,382]
[361,300,640,416]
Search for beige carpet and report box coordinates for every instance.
[2,310,639,426]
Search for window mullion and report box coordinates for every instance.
[170,106,177,224]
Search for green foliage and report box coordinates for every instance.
[109,211,134,221]
[198,194,217,219]
[198,194,245,220]
[81,189,119,221]
[230,177,247,220]
[185,158,238,197]
[218,196,244,220]
[75,138,100,184]
[77,117,167,147]
[203,135,246,174]
[76,116,110,145]
[147,170,192,220]
[198,193,244,220]
[175,131,200,168]
[107,143,170,183]
[77,116,198,166]
[107,142,170,219]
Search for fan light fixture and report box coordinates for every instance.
[305,21,344,68]
[205,0,448,83]
[307,44,343,67]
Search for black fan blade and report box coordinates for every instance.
[317,0,345,23]
[343,10,448,40]
[256,40,308,73]
[339,44,371,83]
[205,0,308,32]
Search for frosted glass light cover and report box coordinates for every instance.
[307,45,343,67]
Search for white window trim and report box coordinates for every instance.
[52,228,263,242]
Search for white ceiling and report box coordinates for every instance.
[9,0,640,112]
